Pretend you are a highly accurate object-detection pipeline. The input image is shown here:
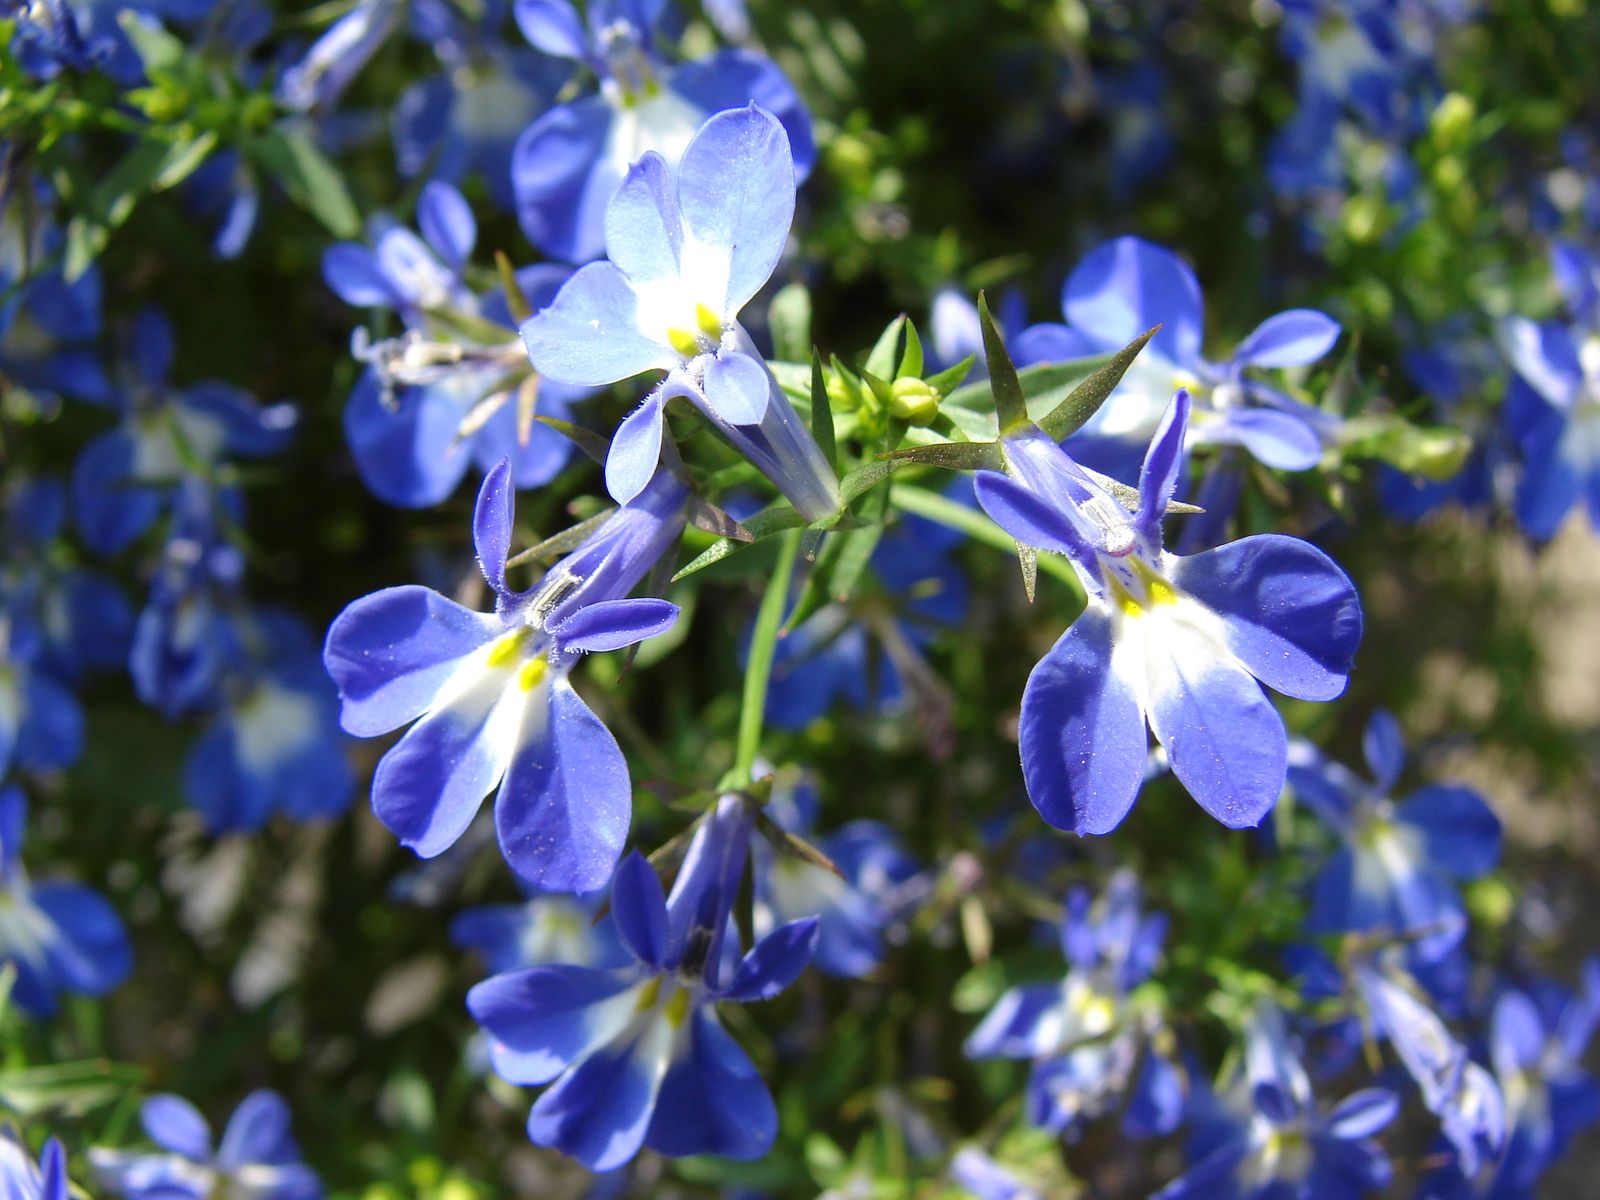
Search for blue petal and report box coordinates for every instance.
[666,50,816,181]
[604,153,684,291]
[512,94,618,264]
[647,1007,777,1160]
[1018,608,1146,835]
[18,669,84,772]
[1362,709,1405,794]
[418,181,476,272]
[676,104,794,315]
[720,917,818,1001]
[322,244,400,308]
[1011,322,1101,368]
[973,471,1089,559]
[700,351,772,426]
[1501,317,1581,408]
[131,309,175,386]
[1143,618,1286,828]
[610,852,669,968]
[1398,785,1501,880]
[514,0,588,59]
[32,881,132,998]
[494,677,631,893]
[1232,309,1341,367]
[1136,389,1189,543]
[1167,534,1362,702]
[1324,1088,1400,1140]
[0,786,25,866]
[468,964,641,1084]
[72,431,163,555]
[521,262,672,386]
[473,460,516,597]
[217,1090,299,1170]
[550,598,680,654]
[1489,990,1544,1075]
[1062,237,1204,368]
[527,1018,672,1170]
[323,585,500,737]
[964,983,1068,1060]
[141,1094,212,1160]
[604,390,667,504]
[342,370,471,508]
[1193,407,1322,471]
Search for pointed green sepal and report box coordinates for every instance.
[533,414,611,465]
[671,506,807,581]
[810,348,837,473]
[897,319,925,380]
[504,508,616,570]
[877,440,1004,472]
[979,291,1029,435]
[1037,326,1159,442]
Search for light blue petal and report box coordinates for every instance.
[521,262,672,386]
[700,351,771,425]
[604,153,684,290]
[527,1022,669,1170]
[473,459,516,597]
[140,1094,212,1160]
[217,1090,298,1170]
[512,94,618,263]
[1362,709,1405,793]
[1062,236,1204,368]
[550,598,679,654]
[418,181,477,272]
[1398,785,1501,880]
[1193,407,1322,471]
[604,391,667,504]
[1232,309,1341,367]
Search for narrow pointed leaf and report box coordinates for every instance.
[671,507,807,581]
[810,349,837,473]
[534,414,610,465]
[877,441,1004,471]
[688,498,753,541]
[496,250,533,324]
[897,320,925,380]
[504,508,615,569]
[979,291,1028,435]
[1017,544,1038,603]
[865,315,906,380]
[1037,326,1159,442]
[756,813,845,880]
[925,354,976,395]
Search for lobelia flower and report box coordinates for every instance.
[325,185,582,507]
[976,390,1362,835]
[0,784,130,1018]
[0,207,110,407]
[1354,958,1506,1178]
[1499,247,1600,540]
[509,0,814,263]
[1416,962,1600,1198]
[323,459,688,892]
[275,0,402,112]
[0,608,84,780]
[393,0,569,209]
[751,771,919,979]
[0,1130,68,1200]
[90,1090,323,1200]
[965,872,1182,1140]
[7,0,218,83]
[948,1146,1044,1200]
[70,309,294,557]
[522,104,841,521]
[467,794,819,1169]
[453,888,627,976]
[1154,1002,1398,1200]
[0,476,132,683]
[181,608,353,834]
[1013,236,1343,478]
[1288,710,1501,963]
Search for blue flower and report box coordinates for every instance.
[948,1146,1043,1200]
[0,218,110,406]
[326,190,583,507]
[467,794,819,1169]
[0,1130,68,1200]
[521,104,840,519]
[276,0,403,112]
[71,310,294,556]
[1014,236,1343,477]
[1499,305,1600,540]
[1,477,132,683]
[965,872,1180,1140]
[0,605,84,780]
[509,0,813,263]
[453,889,627,975]
[90,1090,322,1199]
[1355,958,1506,1178]
[751,772,919,979]
[1155,1002,1397,1200]
[1289,710,1501,962]
[323,459,687,892]
[182,609,354,834]
[977,391,1362,835]
[0,785,130,1018]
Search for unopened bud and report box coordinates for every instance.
[888,376,940,425]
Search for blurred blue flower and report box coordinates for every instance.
[324,460,687,893]
[508,0,813,263]
[751,771,919,979]
[467,794,819,1169]
[0,603,84,779]
[978,392,1362,835]
[948,1146,1043,1200]
[1014,236,1343,478]
[0,1129,68,1200]
[522,104,839,519]
[965,872,1180,1140]
[0,785,130,1018]
[1289,710,1500,962]
[275,0,402,112]
[91,1090,322,1199]
[1155,1002,1397,1200]
[453,888,627,975]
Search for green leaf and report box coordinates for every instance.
[896,318,924,379]
[768,281,811,363]
[809,349,836,473]
[532,413,610,465]
[942,359,1106,440]
[734,528,802,778]
[877,440,1003,472]
[837,459,897,506]
[925,353,975,396]
[978,290,1028,434]
[863,315,905,379]
[246,124,361,237]
[152,129,218,190]
[1339,413,1470,479]
[671,506,807,581]
[117,10,185,72]
[62,136,200,279]
[495,250,532,324]
[421,306,517,346]
[503,508,614,570]
[1037,326,1159,442]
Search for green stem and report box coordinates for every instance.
[889,483,1085,599]
[732,527,802,784]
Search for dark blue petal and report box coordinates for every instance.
[610,852,669,968]
[720,917,817,1001]
[140,1094,212,1161]
[468,964,641,1084]
[646,1007,777,1160]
